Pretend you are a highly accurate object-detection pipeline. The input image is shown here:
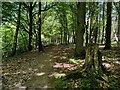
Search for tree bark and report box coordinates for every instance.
[38,2,43,52]
[63,11,68,45]
[94,27,98,44]
[85,27,88,46]
[75,2,86,57]
[84,43,103,74]
[104,2,112,49]
[60,27,63,45]
[28,2,33,51]
[10,2,21,56]
[118,2,120,41]
[94,5,99,44]
[101,2,105,44]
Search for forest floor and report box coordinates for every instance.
[2,44,120,89]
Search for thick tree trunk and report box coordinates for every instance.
[28,2,33,51]
[84,43,103,74]
[104,2,112,49]
[38,2,43,52]
[75,2,86,57]
[10,3,21,56]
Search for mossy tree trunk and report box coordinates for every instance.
[75,2,86,57]
[84,43,103,74]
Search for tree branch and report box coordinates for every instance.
[41,3,56,12]
[23,2,29,9]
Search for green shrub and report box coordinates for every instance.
[53,78,71,89]
[79,78,91,89]
[79,76,100,89]
[108,76,120,89]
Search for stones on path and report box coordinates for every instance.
[13,86,27,90]
[35,72,45,76]
[49,72,66,78]
[53,62,84,71]
[53,63,63,68]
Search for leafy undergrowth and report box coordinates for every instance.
[50,46,120,89]
[2,45,120,89]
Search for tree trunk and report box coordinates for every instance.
[86,27,88,46]
[64,28,67,45]
[60,28,63,45]
[10,2,21,56]
[63,12,68,45]
[101,2,105,44]
[94,27,98,43]
[104,2,112,49]
[98,14,101,44]
[67,32,69,44]
[85,20,89,46]
[94,10,98,44]
[118,2,120,41]
[84,43,103,74]
[72,29,75,44]
[38,2,43,52]
[89,17,93,41]
[75,2,86,57]
[28,2,33,51]
[71,10,76,44]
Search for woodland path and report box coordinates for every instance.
[2,45,120,89]
[3,45,73,89]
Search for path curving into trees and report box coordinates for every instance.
[3,46,58,89]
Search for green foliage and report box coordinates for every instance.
[2,2,78,57]
[79,78,91,89]
[2,22,15,53]
[51,77,71,89]
[66,68,83,80]
[78,76,100,89]
[2,22,28,56]
[69,58,79,64]
[108,76,120,89]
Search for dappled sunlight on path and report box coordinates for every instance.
[2,45,75,89]
[2,45,120,89]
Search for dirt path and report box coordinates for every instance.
[2,46,64,89]
[3,45,120,89]
[23,47,56,88]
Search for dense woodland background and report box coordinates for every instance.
[2,1,120,89]
[2,2,120,56]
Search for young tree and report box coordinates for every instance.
[10,2,21,56]
[38,2,43,52]
[101,2,105,44]
[118,2,120,42]
[28,2,33,51]
[22,2,36,51]
[75,2,86,57]
[104,2,112,49]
